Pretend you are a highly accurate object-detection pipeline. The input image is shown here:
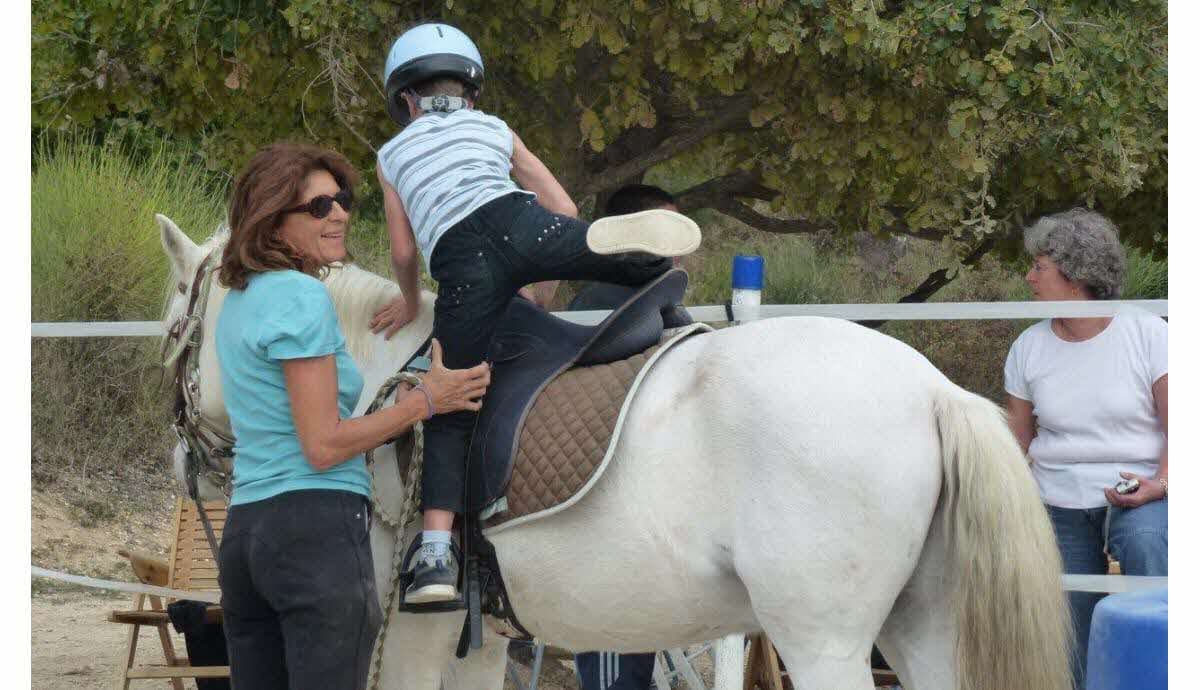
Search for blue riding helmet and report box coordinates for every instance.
[384,23,485,126]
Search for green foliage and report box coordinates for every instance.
[32,0,1167,256]
[31,129,227,321]
[1122,246,1167,300]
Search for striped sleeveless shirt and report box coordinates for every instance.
[377,109,535,269]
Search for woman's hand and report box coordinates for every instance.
[419,339,491,414]
[370,296,419,340]
[1104,471,1166,508]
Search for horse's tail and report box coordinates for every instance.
[933,385,1071,690]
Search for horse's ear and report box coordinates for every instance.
[157,213,203,278]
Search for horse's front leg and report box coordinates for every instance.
[375,609,466,690]
[442,626,509,690]
[372,525,508,690]
[369,522,470,690]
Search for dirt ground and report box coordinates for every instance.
[31,479,184,690]
[28,482,583,690]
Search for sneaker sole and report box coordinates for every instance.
[405,584,458,604]
[586,209,701,257]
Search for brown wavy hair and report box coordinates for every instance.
[219,143,360,290]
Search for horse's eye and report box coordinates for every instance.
[178,281,188,294]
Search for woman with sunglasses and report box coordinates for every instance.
[214,142,491,690]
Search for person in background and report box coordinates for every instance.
[567,184,684,311]
[569,183,682,690]
[214,143,490,690]
[1003,207,1167,689]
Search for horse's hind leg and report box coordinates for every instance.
[734,544,880,689]
[873,503,955,690]
[750,610,875,690]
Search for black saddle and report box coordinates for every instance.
[466,268,691,515]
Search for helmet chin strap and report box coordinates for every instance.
[417,94,469,113]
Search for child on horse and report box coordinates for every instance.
[373,22,701,603]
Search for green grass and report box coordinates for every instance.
[32,130,228,322]
[1123,247,1168,299]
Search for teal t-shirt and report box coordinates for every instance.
[215,270,370,505]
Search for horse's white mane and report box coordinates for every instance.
[324,263,402,361]
[194,226,404,362]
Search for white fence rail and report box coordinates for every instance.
[30,299,1168,337]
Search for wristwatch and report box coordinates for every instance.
[1158,477,1168,497]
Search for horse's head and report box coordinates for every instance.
[159,213,232,427]
[159,214,233,499]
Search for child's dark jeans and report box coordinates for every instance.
[423,192,672,513]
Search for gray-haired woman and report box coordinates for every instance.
[1003,208,1167,688]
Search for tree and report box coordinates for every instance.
[33,0,1167,270]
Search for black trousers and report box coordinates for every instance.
[575,651,657,690]
[422,193,671,513]
[218,489,383,690]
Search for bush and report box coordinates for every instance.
[1123,247,1168,300]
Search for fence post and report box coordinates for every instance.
[730,254,764,324]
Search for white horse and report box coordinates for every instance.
[159,215,1071,690]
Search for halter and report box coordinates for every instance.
[162,250,233,556]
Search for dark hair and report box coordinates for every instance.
[411,76,468,98]
[602,184,677,217]
[219,143,359,290]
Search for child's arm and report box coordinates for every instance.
[510,130,570,307]
[510,130,577,218]
[369,162,423,339]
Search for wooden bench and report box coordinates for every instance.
[108,498,229,689]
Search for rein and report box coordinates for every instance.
[363,340,434,690]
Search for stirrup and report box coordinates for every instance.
[396,537,467,614]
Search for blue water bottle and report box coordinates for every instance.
[731,255,764,325]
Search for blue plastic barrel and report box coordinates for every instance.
[1086,587,1167,690]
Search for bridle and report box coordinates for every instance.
[162,250,232,556]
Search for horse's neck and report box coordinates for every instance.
[322,264,437,409]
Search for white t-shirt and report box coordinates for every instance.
[1004,306,1167,509]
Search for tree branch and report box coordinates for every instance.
[674,169,776,210]
[678,175,951,242]
[857,236,998,329]
[709,197,827,235]
[573,94,757,197]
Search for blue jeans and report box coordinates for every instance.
[1046,499,1168,689]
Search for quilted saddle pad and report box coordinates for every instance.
[484,323,709,532]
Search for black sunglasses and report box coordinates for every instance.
[282,189,354,219]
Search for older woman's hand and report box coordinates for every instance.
[1104,471,1166,508]
[420,338,491,414]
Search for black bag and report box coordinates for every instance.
[167,600,231,690]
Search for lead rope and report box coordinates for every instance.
[364,370,427,690]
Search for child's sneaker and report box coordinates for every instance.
[404,542,460,604]
[586,209,701,257]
